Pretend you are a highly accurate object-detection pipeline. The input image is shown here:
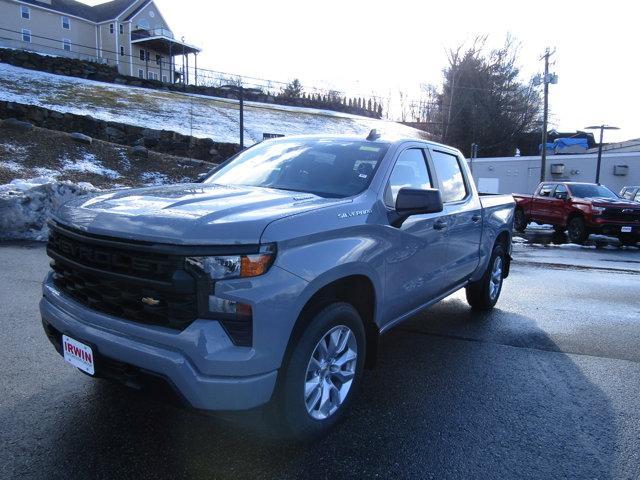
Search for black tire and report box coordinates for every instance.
[466,243,506,311]
[619,235,639,247]
[567,216,588,244]
[274,302,366,440]
[514,208,527,232]
[553,225,566,233]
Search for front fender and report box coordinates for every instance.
[274,230,387,327]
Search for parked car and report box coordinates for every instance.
[41,133,514,438]
[513,182,640,245]
[620,186,640,203]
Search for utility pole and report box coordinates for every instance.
[239,85,244,149]
[538,48,556,183]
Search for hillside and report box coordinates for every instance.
[0,63,427,146]
[0,124,210,188]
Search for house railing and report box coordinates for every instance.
[131,27,175,41]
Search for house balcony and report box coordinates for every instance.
[130,28,200,56]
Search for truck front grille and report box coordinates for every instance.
[47,223,198,330]
[601,207,640,222]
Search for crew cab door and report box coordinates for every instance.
[550,184,570,225]
[428,148,482,286]
[382,146,450,321]
[530,183,557,223]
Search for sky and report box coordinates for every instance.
[85,0,639,142]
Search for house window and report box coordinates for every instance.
[62,39,71,52]
[61,16,70,30]
[155,54,161,66]
[22,29,31,43]
[120,46,124,56]
[109,23,114,34]
[138,69,144,79]
[119,24,124,35]
[139,49,146,61]
[162,75,167,83]
[20,6,30,19]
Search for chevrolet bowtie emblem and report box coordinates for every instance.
[141,297,161,306]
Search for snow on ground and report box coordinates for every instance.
[140,171,169,185]
[0,176,97,241]
[0,63,427,146]
[61,153,120,179]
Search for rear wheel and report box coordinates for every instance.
[466,243,506,311]
[514,208,527,232]
[274,302,365,440]
[553,225,566,233]
[567,217,588,244]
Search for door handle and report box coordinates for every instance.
[471,214,481,222]
[434,219,448,231]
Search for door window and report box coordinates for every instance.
[554,184,568,199]
[431,150,467,203]
[634,191,640,203]
[538,184,555,197]
[385,149,432,207]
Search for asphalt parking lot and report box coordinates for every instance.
[1,242,639,480]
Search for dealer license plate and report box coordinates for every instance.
[62,335,95,375]
[621,226,633,233]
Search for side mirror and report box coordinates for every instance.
[390,188,443,227]
[555,192,568,201]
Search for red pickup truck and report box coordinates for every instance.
[513,182,640,245]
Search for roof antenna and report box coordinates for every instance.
[367,129,381,141]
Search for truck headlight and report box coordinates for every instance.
[186,245,276,280]
[185,245,275,347]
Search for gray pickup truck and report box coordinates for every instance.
[41,132,514,438]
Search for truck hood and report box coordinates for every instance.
[54,183,344,245]
[582,197,640,208]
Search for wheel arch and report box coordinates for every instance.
[284,274,380,371]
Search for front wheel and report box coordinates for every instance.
[567,217,588,244]
[275,302,365,439]
[619,234,639,247]
[466,244,506,310]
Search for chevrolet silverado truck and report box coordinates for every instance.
[513,182,640,245]
[41,132,514,438]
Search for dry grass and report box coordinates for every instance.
[0,125,213,187]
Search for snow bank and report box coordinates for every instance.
[0,177,97,241]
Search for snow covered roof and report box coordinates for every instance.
[20,0,138,23]
[587,138,640,154]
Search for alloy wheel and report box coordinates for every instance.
[304,325,358,420]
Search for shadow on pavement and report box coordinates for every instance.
[1,302,618,480]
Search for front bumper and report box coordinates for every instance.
[39,273,293,411]
[587,219,640,236]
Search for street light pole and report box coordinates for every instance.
[585,124,620,184]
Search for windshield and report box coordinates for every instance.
[568,184,618,199]
[204,139,390,198]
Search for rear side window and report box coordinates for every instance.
[622,189,634,200]
[431,150,467,203]
[385,148,432,207]
[538,184,555,197]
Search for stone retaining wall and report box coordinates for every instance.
[0,101,238,162]
[0,48,381,119]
